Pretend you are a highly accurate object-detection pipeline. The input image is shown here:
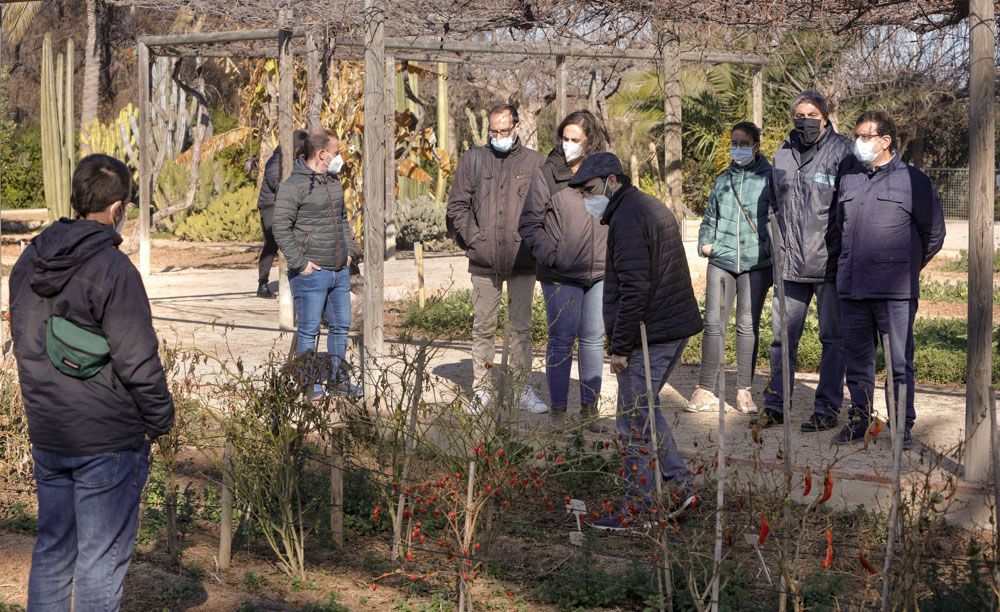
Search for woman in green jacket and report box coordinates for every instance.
[688,121,773,414]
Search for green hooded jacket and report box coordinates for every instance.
[697,154,772,275]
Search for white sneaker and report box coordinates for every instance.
[465,389,491,415]
[519,386,549,414]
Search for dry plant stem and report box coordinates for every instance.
[392,345,427,560]
[990,386,1000,591]
[711,277,726,612]
[330,424,345,547]
[881,333,902,611]
[218,440,234,570]
[457,459,476,612]
[640,322,674,612]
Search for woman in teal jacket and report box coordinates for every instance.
[688,121,773,414]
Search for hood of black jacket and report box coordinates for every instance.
[545,147,575,181]
[601,180,636,225]
[28,218,121,298]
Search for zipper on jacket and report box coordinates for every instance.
[736,168,744,273]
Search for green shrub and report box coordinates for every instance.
[0,123,45,209]
[534,544,654,610]
[173,186,262,242]
[395,195,458,252]
[403,289,548,344]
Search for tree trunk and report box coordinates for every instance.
[80,0,101,148]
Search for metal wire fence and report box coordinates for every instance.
[925,168,1000,221]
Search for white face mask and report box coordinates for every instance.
[853,138,881,164]
[113,202,126,235]
[730,145,755,167]
[583,179,610,218]
[563,141,584,163]
[491,136,514,153]
[327,153,344,174]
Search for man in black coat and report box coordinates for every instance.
[569,153,703,530]
[833,110,945,447]
[9,154,174,609]
[255,129,306,298]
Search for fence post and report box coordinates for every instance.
[330,424,345,548]
[415,241,426,309]
[218,441,233,570]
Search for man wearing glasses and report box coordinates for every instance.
[446,104,546,414]
[832,110,945,447]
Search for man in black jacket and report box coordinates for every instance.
[9,154,174,609]
[569,153,703,529]
[256,129,307,298]
[761,90,854,433]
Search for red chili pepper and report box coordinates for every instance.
[822,528,833,569]
[868,418,884,439]
[758,512,770,547]
[803,470,812,497]
[816,471,833,505]
[859,552,878,575]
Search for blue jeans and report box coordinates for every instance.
[616,339,693,506]
[763,280,845,417]
[841,298,917,427]
[698,265,772,390]
[541,282,605,408]
[28,441,151,611]
[289,267,352,388]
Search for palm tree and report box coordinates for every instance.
[1,1,44,46]
[80,0,101,132]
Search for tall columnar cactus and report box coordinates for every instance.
[40,34,75,221]
[80,103,140,181]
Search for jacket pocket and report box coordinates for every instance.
[872,249,909,264]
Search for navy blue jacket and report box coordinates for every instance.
[836,155,946,300]
[602,184,703,356]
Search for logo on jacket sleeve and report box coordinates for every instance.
[812,173,836,187]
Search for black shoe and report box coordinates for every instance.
[257,282,275,299]
[903,428,912,450]
[751,408,784,429]
[833,410,871,445]
[801,412,838,433]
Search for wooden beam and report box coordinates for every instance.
[363,0,387,395]
[965,0,996,482]
[137,41,152,278]
[138,28,304,47]
[752,68,764,130]
[660,27,684,225]
[277,24,296,332]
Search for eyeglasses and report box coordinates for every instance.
[854,133,883,142]
[730,141,754,148]
[487,125,517,138]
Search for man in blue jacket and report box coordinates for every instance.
[10,154,174,610]
[833,110,945,447]
[759,90,854,433]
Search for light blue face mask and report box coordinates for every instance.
[490,136,514,153]
[583,179,610,218]
[730,145,755,167]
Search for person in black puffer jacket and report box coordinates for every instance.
[9,154,173,608]
[519,110,608,430]
[256,129,307,298]
[569,153,703,530]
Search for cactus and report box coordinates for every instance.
[464,107,488,149]
[80,103,140,181]
[40,33,75,221]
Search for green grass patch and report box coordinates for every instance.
[939,248,1000,273]
[920,278,1000,303]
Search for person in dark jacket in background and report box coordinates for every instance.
[690,121,773,415]
[519,110,608,430]
[256,129,307,298]
[446,104,546,414]
[569,153,703,530]
[9,154,174,610]
[833,110,945,447]
[273,129,360,399]
[759,90,854,433]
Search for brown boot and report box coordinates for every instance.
[580,403,611,433]
[549,405,568,430]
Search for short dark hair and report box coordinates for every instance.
[303,129,338,161]
[731,121,761,144]
[557,109,609,158]
[71,154,132,218]
[292,130,309,159]
[488,104,519,125]
[855,110,898,152]
[791,90,830,120]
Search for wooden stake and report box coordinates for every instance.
[392,344,427,559]
[881,334,902,610]
[218,441,234,570]
[989,386,1000,589]
[415,241,426,308]
[330,426,345,547]
[457,459,476,612]
[711,277,726,612]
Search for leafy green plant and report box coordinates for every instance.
[173,186,263,242]
[0,502,37,534]
[534,543,654,610]
[402,290,548,344]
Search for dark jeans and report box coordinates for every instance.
[289,266,352,391]
[841,298,917,427]
[258,207,279,284]
[541,281,604,408]
[28,441,151,611]
[763,280,845,417]
[615,339,693,507]
[698,264,772,391]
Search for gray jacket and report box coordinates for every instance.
[446,141,544,277]
[769,127,854,283]
[273,157,358,272]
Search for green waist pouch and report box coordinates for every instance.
[45,302,111,378]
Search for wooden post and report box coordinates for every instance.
[990,386,1000,585]
[881,335,902,610]
[457,459,476,612]
[659,26,683,226]
[330,426,345,547]
[435,62,449,203]
[306,31,322,131]
[385,54,397,260]
[137,42,152,278]
[218,441,233,570]
[362,0,387,399]
[391,345,426,560]
[277,24,296,331]
[415,242,425,308]
[711,278,726,612]
[752,68,764,130]
[555,55,567,120]
[965,0,996,483]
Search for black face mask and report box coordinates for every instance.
[793,118,823,144]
